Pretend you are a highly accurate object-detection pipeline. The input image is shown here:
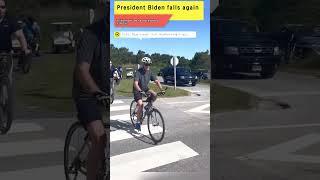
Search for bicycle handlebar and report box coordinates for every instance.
[140,87,168,97]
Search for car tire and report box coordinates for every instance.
[261,65,277,79]
[192,82,196,86]
[163,78,167,84]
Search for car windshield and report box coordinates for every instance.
[177,68,191,75]
[54,25,71,32]
[214,21,258,33]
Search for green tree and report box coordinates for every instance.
[190,50,210,71]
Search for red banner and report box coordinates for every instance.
[114,14,172,27]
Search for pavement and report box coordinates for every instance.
[0,80,210,180]
[213,72,320,180]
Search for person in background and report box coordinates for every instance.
[0,0,30,55]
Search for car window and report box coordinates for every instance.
[177,68,191,75]
[214,20,257,33]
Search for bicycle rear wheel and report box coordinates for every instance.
[0,77,13,134]
[147,108,165,143]
[64,122,89,180]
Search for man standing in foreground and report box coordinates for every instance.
[72,0,109,179]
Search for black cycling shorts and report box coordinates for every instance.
[133,91,143,102]
[74,97,102,125]
[133,90,157,102]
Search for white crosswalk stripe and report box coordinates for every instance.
[111,105,130,112]
[111,141,199,174]
[185,104,210,114]
[7,122,44,134]
[0,139,64,158]
[0,100,200,179]
[112,100,125,104]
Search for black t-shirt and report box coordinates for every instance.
[72,19,110,99]
[0,15,21,51]
[133,68,157,93]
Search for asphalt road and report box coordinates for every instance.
[0,72,210,180]
[213,72,320,180]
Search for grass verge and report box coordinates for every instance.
[116,79,190,97]
[16,53,75,112]
[212,83,259,113]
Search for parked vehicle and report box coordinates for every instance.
[161,66,197,86]
[50,22,75,53]
[211,17,282,79]
[125,67,134,79]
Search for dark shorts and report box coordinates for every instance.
[133,91,143,102]
[74,97,102,125]
[133,90,157,102]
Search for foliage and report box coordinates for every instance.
[214,0,320,30]
[111,44,210,73]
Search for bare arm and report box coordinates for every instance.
[154,80,163,91]
[134,80,142,92]
[14,30,29,53]
[76,62,101,94]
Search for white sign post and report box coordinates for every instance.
[170,56,179,90]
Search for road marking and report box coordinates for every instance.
[7,122,44,134]
[214,123,320,133]
[111,125,163,142]
[111,141,199,173]
[110,114,131,122]
[0,139,64,158]
[111,105,130,112]
[189,90,201,93]
[112,100,125,104]
[185,104,210,114]
[165,100,209,105]
[0,165,69,180]
[0,142,198,180]
[0,166,204,180]
[111,172,209,180]
[237,133,320,163]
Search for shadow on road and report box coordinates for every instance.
[110,120,156,145]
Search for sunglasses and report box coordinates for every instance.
[0,6,5,9]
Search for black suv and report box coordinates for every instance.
[160,67,198,86]
[211,17,282,78]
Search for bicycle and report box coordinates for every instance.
[110,78,115,104]
[0,52,15,134]
[64,94,110,180]
[129,88,167,143]
[110,68,121,104]
[17,52,32,74]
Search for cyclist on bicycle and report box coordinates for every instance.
[72,0,109,179]
[0,0,30,55]
[133,57,164,131]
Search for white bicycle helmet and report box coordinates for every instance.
[141,57,152,64]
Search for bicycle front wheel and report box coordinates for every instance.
[22,54,32,74]
[64,122,89,180]
[147,108,165,143]
[0,77,13,135]
[129,100,138,127]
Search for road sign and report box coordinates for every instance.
[171,56,179,90]
[170,56,179,66]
